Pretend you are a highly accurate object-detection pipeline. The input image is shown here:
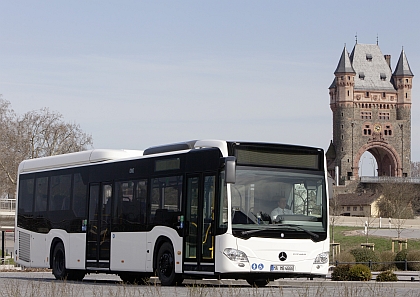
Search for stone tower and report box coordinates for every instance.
[327,42,414,185]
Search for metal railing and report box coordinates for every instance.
[0,258,10,265]
[332,260,420,271]
[0,199,16,212]
[360,176,420,184]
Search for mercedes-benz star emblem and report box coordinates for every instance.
[278,252,287,261]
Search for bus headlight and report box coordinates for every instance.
[223,248,249,262]
[313,252,329,264]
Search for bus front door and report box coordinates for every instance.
[184,175,216,274]
[86,183,112,269]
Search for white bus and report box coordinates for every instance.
[14,140,329,286]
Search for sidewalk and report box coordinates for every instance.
[333,216,420,229]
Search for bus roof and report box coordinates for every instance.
[17,139,324,174]
[18,149,144,173]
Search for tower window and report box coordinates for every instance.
[379,112,390,120]
[382,92,386,98]
[363,125,372,135]
[406,93,408,98]
[380,73,387,81]
[361,111,372,119]
[365,92,370,98]
[348,90,350,96]
[384,125,392,136]
[406,79,409,83]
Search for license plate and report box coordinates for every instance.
[270,264,295,272]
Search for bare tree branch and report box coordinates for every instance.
[378,182,415,238]
[0,98,93,198]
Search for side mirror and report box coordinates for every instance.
[225,156,236,184]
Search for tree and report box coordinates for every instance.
[411,161,420,177]
[0,97,19,197]
[17,108,93,159]
[378,182,415,238]
[329,189,342,244]
[0,97,93,198]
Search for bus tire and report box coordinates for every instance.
[246,278,269,287]
[52,242,67,280]
[66,269,86,281]
[156,242,183,286]
[119,272,149,285]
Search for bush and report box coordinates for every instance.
[406,250,420,271]
[331,264,351,281]
[395,249,410,270]
[379,251,397,271]
[334,252,355,265]
[376,270,398,282]
[350,248,380,270]
[348,264,372,281]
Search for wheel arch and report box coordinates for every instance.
[152,236,173,272]
[49,237,64,269]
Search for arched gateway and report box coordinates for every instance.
[326,41,414,185]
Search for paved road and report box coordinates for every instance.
[0,272,419,297]
[334,216,420,230]
[333,216,420,239]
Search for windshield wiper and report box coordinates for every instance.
[240,224,319,241]
[241,228,266,235]
[274,223,320,240]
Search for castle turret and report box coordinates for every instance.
[392,49,414,176]
[332,46,356,105]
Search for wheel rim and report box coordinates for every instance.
[159,251,174,277]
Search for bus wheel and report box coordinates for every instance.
[156,242,183,286]
[246,278,269,287]
[119,272,149,285]
[67,270,86,281]
[52,242,67,280]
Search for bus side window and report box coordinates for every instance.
[18,178,34,213]
[49,174,71,211]
[114,179,148,231]
[34,177,48,212]
[135,180,147,224]
[73,173,88,217]
[149,176,182,224]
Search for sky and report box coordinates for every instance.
[1,1,420,176]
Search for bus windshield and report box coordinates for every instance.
[231,166,327,238]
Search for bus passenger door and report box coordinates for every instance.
[184,175,216,274]
[86,183,112,269]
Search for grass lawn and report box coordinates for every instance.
[0,249,14,265]
[330,226,420,254]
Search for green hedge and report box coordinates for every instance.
[350,248,380,270]
[376,270,398,282]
